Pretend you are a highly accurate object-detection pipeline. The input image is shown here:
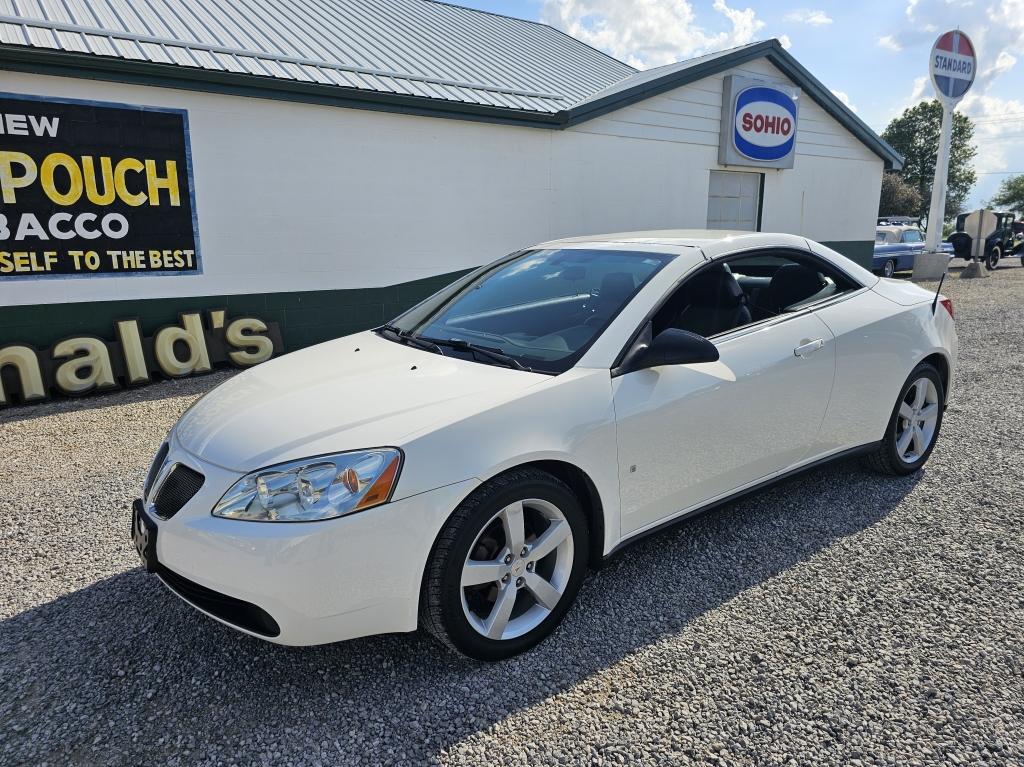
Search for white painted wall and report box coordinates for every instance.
[0,58,883,308]
[565,57,884,243]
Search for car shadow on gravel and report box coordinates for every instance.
[0,459,920,765]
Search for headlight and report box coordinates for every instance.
[212,449,402,522]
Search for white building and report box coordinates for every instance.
[0,0,901,404]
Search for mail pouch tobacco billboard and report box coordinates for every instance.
[0,94,199,278]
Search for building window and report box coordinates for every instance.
[706,170,763,231]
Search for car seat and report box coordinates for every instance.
[674,266,751,337]
[765,263,824,314]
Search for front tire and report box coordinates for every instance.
[421,468,589,660]
[863,363,945,476]
[882,259,896,279]
[986,246,1001,270]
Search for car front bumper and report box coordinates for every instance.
[142,442,479,646]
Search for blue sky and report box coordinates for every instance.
[454,0,1024,210]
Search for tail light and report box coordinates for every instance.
[939,297,954,319]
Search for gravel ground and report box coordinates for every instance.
[2,264,1023,767]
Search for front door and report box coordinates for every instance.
[707,170,762,231]
[612,273,837,536]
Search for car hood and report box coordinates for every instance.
[174,331,549,471]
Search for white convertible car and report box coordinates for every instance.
[133,231,957,660]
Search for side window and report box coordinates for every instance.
[902,230,923,243]
[652,252,858,338]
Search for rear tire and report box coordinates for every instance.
[863,363,945,476]
[421,468,589,661]
[986,246,1001,270]
[882,259,896,278]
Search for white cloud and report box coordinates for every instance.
[831,89,858,113]
[909,75,929,103]
[902,0,1023,90]
[783,8,832,25]
[981,49,1017,80]
[777,33,792,50]
[958,91,1024,175]
[881,1,1024,206]
[877,35,902,52]
[882,2,1023,123]
[539,0,765,69]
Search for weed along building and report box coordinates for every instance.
[0,0,902,406]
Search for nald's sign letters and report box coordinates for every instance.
[719,75,800,170]
[0,93,200,279]
[0,310,282,406]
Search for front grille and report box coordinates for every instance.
[153,464,205,519]
[157,564,281,638]
[143,442,169,498]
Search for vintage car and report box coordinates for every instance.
[873,225,928,277]
[948,211,1024,270]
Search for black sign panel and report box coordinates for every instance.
[0,93,200,279]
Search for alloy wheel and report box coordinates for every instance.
[895,376,940,464]
[460,498,573,641]
[883,259,896,278]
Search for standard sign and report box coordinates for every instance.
[0,93,200,279]
[720,75,800,170]
[930,30,976,104]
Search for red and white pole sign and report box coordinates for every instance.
[925,30,976,253]
[930,30,976,105]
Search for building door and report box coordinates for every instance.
[706,170,762,231]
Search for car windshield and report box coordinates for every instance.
[387,248,673,374]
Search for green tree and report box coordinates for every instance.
[877,171,922,217]
[881,100,977,222]
[989,173,1024,213]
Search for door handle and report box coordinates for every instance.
[793,338,824,358]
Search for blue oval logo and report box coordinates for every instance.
[734,86,797,162]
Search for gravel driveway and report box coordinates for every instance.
[2,265,1023,766]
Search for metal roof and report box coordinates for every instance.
[0,0,633,113]
[0,5,900,167]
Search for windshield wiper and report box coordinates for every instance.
[375,324,445,356]
[419,337,528,371]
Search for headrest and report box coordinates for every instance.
[599,272,636,302]
[687,266,744,307]
[769,263,822,309]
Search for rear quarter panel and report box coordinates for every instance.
[810,286,955,455]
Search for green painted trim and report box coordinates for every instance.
[820,240,873,269]
[765,48,903,171]
[0,242,874,351]
[0,270,468,351]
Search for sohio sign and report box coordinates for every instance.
[720,75,800,169]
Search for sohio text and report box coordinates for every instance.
[719,75,800,170]
[739,111,793,138]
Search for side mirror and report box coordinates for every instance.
[626,328,719,372]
